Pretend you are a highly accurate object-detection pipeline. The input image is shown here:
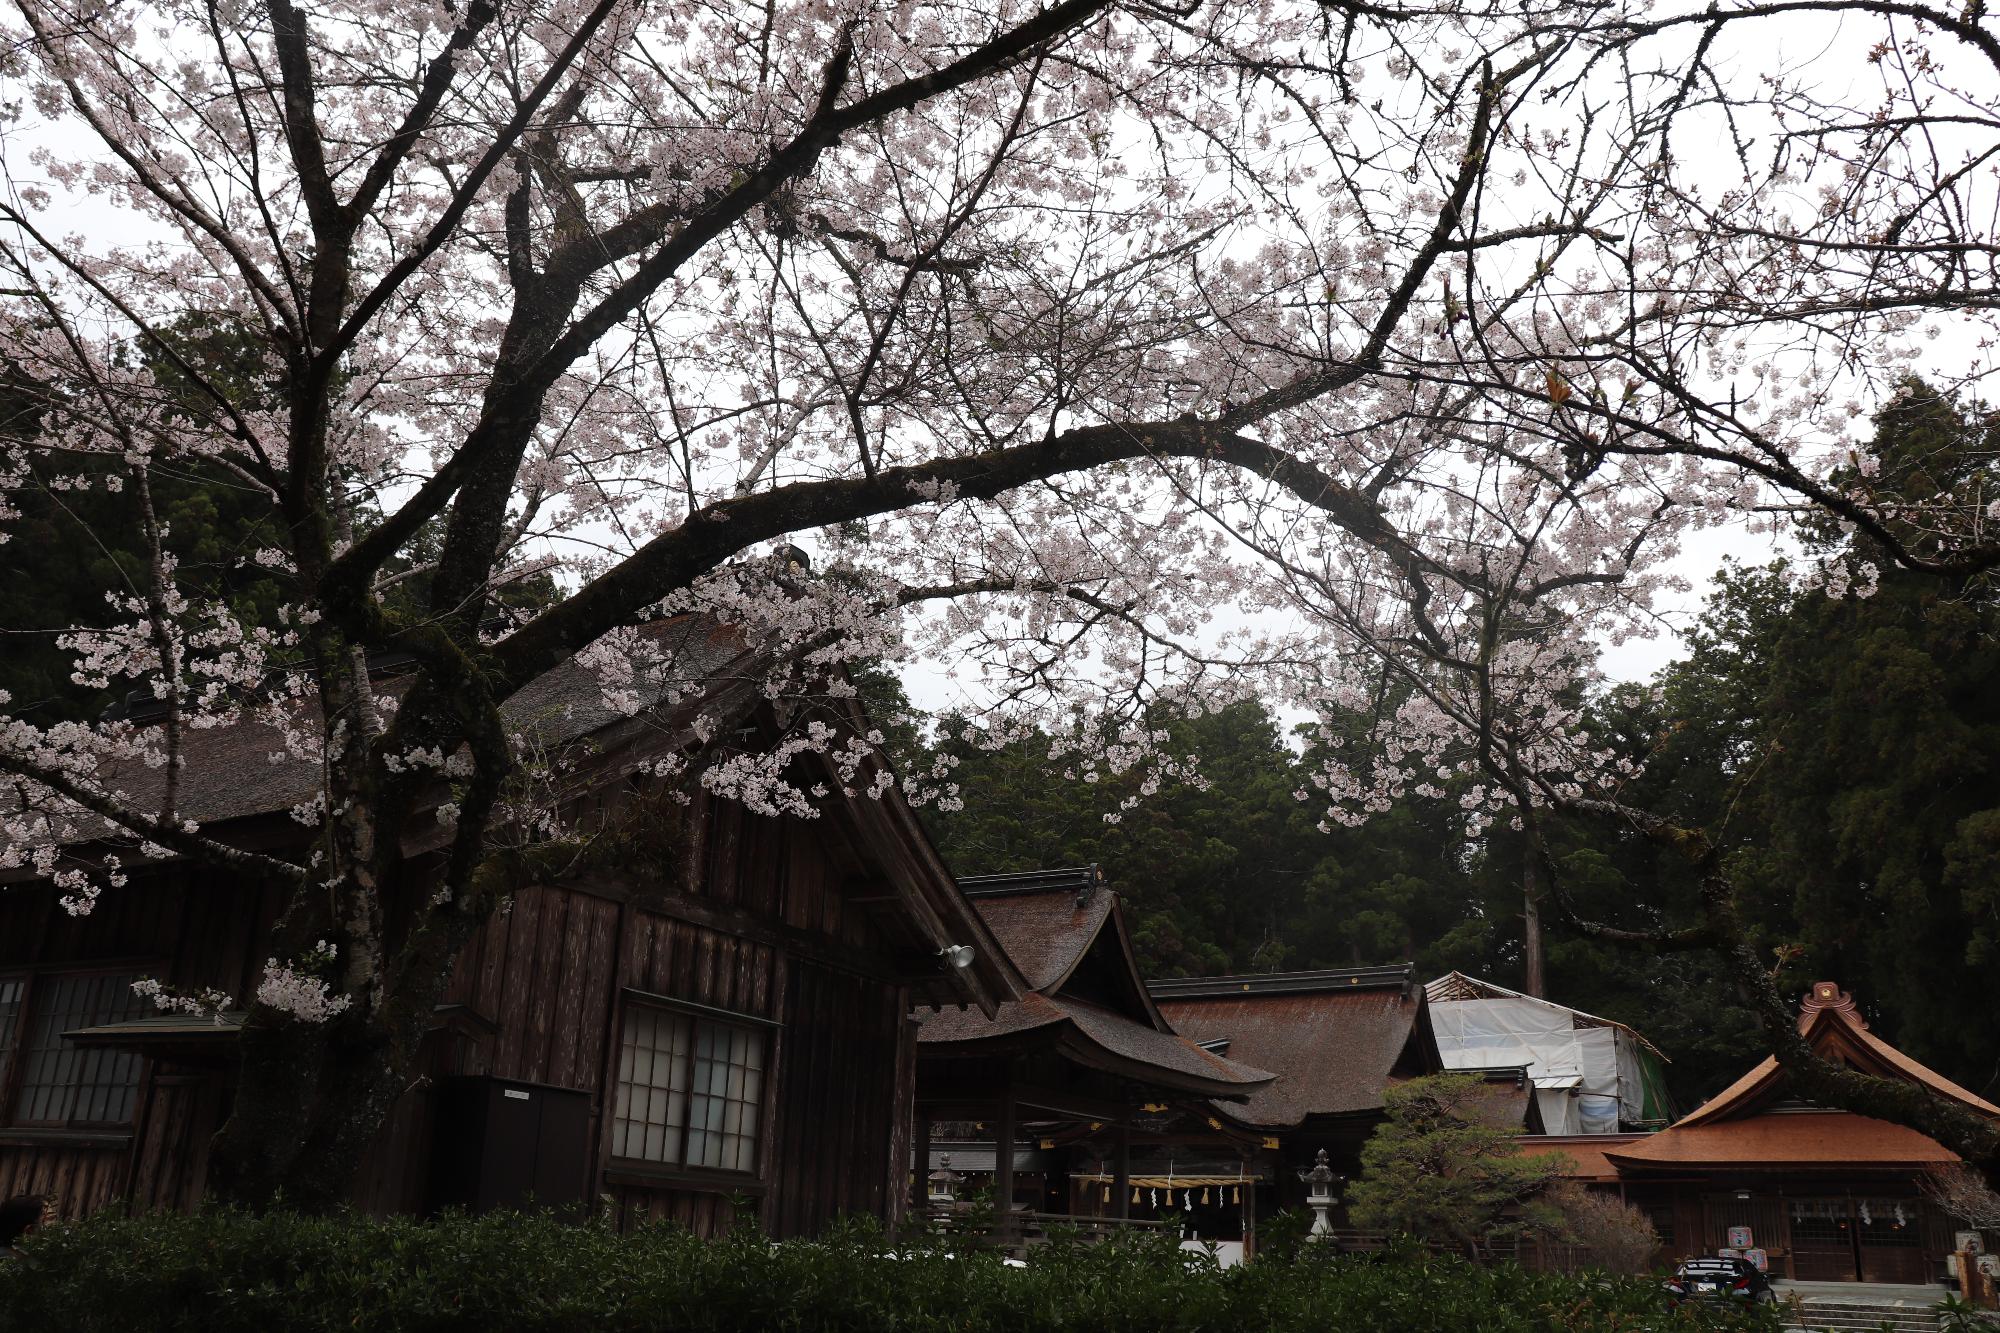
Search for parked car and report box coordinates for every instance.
[1664,1256,1777,1306]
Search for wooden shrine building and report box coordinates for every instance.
[1148,966,1447,1229]
[0,616,1010,1236]
[1543,982,1999,1283]
[913,869,1274,1239]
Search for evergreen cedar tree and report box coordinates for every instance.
[3,0,2000,1209]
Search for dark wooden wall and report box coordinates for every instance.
[362,789,919,1236]
[0,867,273,1218]
[6,791,921,1237]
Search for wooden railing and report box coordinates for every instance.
[920,1206,1176,1255]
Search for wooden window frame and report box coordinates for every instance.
[0,964,152,1132]
[607,990,778,1182]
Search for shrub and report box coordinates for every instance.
[1543,1183,1661,1275]
[1346,1072,1572,1258]
[0,1206,1782,1333]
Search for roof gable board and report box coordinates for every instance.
[1658,981,1997,1134]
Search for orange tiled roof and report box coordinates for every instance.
[1519,1134,1643,1182]
[1581,982,1995,1179]
[1604,1110,1962,1169]
[1674,983,1999,1131]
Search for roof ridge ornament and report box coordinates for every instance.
[1077,863,1101,908]
[1801,980,1865,1028]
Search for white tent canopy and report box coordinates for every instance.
[1424,973,1673,1134]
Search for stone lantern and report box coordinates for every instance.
[927,1153,963,1208]
[1296,1149,1343,1240]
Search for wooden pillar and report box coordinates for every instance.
[1113,1121,1131,1221]
[887,1008,919,1231]
[1240,1161,1254,1259]
[914,1112,932,1212]
[994,1086,1017,1243]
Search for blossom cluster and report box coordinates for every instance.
[254,942,353,1025]
[130,978,236,1024]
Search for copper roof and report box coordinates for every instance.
[1672,981,2000,1132]
[1591,981,1996,1177]
[1604,1111,1963,1169]
[1518,1134,1643,1182]
[1151,968,1436,1128]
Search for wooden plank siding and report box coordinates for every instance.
[0,1139,127,1218]
[0,867,277,1220]
[3,786,926,1239]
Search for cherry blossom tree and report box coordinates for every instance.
[1,0,1996,1204]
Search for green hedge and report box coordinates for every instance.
[0,1208,1780,1332]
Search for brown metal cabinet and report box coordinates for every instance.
[427,1075,592,1216]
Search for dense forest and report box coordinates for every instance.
[900,384,2000,1111]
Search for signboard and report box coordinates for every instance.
[1725,1226,1754,1249]
[1743,1248,1768,1272]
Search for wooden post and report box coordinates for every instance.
[1240,1163,1254,1259]
[1113,1121,1131,1222]
[994,1087,1017,1245]
[887,1008,919,1230]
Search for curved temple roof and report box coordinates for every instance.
[917,871,1274,1100]
[1150,967,1438,1129]
[1603,981,1998,1172]
[919,992,1274,1098]
[958,870,1120,996]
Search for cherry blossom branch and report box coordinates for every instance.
[0,752,309,884]
[322,0,633,364]
[323,0,1118,608]
[11,0,298,333]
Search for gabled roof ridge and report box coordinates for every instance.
[957,866,1102,898]
[1149,964,1415,999]
[1799,982,2000,1116]
[1665,981,1998,1133]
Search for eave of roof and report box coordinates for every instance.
[915,992,1274,1100]
[1603,1110,1963,1169]
[1153,972,1433,1127]
[63,1011,247,1065]
[65,1013,246,1041]
[807,705,1015,1015]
